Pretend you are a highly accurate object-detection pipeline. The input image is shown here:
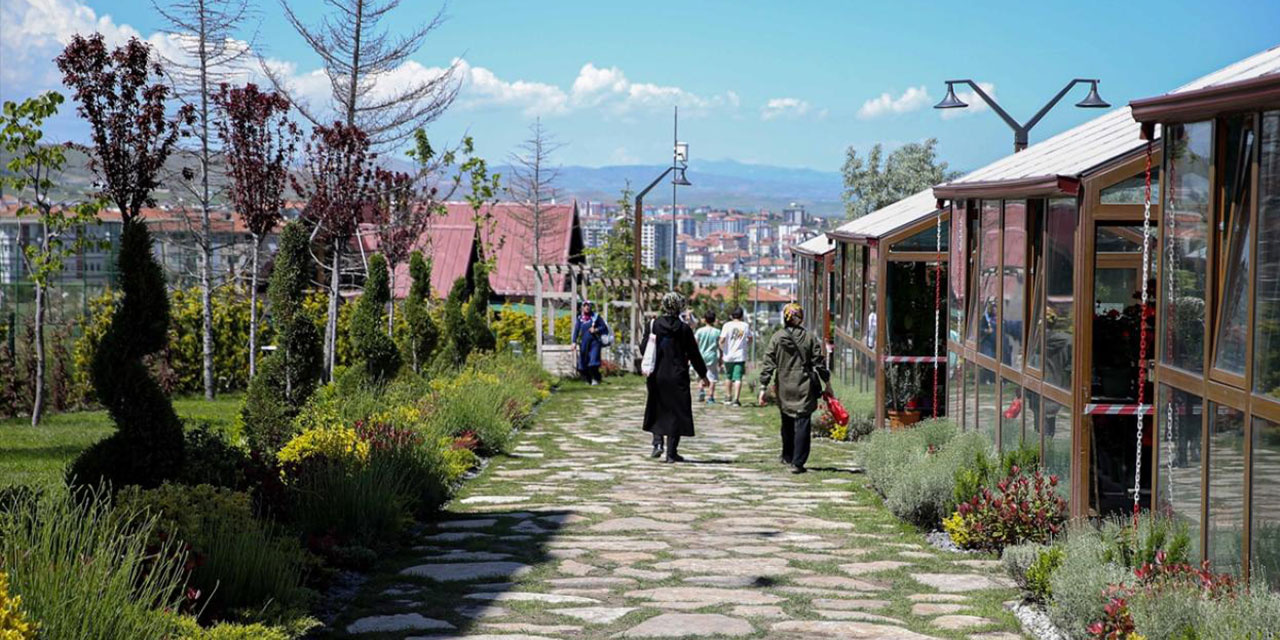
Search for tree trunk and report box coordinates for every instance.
[198,2,216,401]
[249,234,261,378]
[31,282,45,427]
[327,241,342,379]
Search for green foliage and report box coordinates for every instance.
[862,419,995,528]
[1047,526,1131,638]
[115,483,312,622]
[71,220,184,489]
[1098,513,1192,569]
[180,422,250,490]
[167,287,270,394]
[842,138,958,219]
[466,263,497,353]
[436,277,471,367]
[286,457,415,545]
[1001,542,1047,594]
[349,254,401,382]
[400,251,439,372]
[1026,545,1064,602]
[243,222,324,454]
[158,613,316,640]
[492,305,536,353]
[0,486,189,640]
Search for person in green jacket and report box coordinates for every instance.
[758,303,831,474]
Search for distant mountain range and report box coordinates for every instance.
[510,159,846,217]
[3,148,846,218]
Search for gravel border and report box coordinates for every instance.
[925,530,981,554]
[1007,600,1070,640]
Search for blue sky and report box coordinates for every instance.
[3,0,1277,174]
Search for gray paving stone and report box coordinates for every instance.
[771,620,941,639]
[933,615,995,630]
[400,561,532,581]
[621,613,753,637]
[910,572,1015,592]
[346,613,454,634]
[552,606,638,624]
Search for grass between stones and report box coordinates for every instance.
[322,376,1025,639]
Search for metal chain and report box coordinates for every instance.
[1134,141,1153,519]
[1164,135,1179,511]
[934,209,943,418]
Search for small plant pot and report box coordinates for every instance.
[888,409,922,429]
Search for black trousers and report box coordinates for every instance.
[780,412,812,468]
[652,433,681,455]
[584,365,602,383]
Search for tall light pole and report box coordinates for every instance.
[630,113,690,350]
[934,78,1110,152]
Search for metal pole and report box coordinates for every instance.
[670,106,677,290]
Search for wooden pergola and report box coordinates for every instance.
[528,264,656,376]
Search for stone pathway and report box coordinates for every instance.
[329,380,1023,639]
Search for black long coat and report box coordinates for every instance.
[641,315,708,437]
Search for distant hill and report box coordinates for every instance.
[506,159,845,217]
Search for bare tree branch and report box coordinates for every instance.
[506,118,564,269]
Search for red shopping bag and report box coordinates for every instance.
[823,392,849,426]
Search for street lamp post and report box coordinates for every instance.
[630,113,690,354]
[934,78,1110,152]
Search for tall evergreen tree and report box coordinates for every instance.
[466,262,496,353]
[349,253,401,381]
[401,250,439,373]
[436,276,470,368]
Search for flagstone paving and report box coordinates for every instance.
[326,379,1024,639]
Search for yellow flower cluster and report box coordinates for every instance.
[369,405,425,430]
[430,370,501,395]
[941,511,973,549]
[0,572,37,640]
[277,426,370,472]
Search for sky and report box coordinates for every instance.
[2,0,1278,175]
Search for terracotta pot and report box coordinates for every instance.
[888,410,923,429]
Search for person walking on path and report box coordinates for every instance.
[694,311,722,404]
[572,301,609,385]
[641,292,709,463]
[758,303,831,474]
[719,307,752,406]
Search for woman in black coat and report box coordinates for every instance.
[641,292,709,463]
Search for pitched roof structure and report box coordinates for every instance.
[828,189,942,242]
[384,201,581,300]
[791,233,834,257]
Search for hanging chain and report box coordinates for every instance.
[1133,140,1153,520]
[1164,135,1179,512]
[934,209,943,418]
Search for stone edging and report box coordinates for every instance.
[1007,599,1070,640]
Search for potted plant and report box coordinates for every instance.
[886,364,923,429]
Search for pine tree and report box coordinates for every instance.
[401,250,439,373]
[436,276,470,368]
[466,262,496,353]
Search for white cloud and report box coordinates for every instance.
[857,85,931,119]
[0,0,738,125]
[760,97,811,121]
[940,82,997,120]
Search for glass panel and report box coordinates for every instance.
[891,219,950,252]
[1206,403,1245,576]
[852,247,864,336]
[1028,202,1046,371]
[1003,201,1027,369]
[1256,112,1280,399]
[1213,115,1256,376]
[886,261,936,357]
[1044,397,1072,499]
[1027,389,1043,458]
[1095,267,1139,314]
[1045,199,1076,389]
[977,201,1001,358]
[1251,417,1280,590]
[1163,121,1213,373]
[950,203,967,344]
[964,360,977,432]
[1096,226,1148,252]
[977,367,998,445]
[948,353,963,427]
[1001,379,1024,453]
[866,246,878,348]
[1157,384,1203,563]
[1100,166,1162,204]
[967,202,982,342]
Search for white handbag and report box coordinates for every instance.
[641,332,658,376]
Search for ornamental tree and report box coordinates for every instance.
[0,91,101,426]
[213,82,299,378]
[57,34,192,489]
[292,122,377,379]
[349,253,401,381]
[400,250,438,373]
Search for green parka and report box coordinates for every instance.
[759,325,830,417]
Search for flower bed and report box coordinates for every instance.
[0,352,554,638]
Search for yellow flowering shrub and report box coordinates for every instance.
[439,436,480,481]
[277,426,370,473]
[942,511,973,549]
[0,572,37,640]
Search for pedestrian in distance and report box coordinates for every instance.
[694,311,721,404]
[719,307,752,406]
[641,292,709,463]
[758,303,831,474]
[571,301,609,385]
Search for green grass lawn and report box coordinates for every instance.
[0,393,244,489]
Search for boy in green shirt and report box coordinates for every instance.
[694,311,722,404]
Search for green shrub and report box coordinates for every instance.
[71,220,185,489]
[863,418,957,497]
[1195,580,1280,640]
[864,421,991,529]
[287,458,414,545]
[1047,526,1131,639]
[466,263,496,353]
[114,483,313,623]
[435,277,471,368]
[242,222,324,455]
[1025,545,1064,602]
[167,286,270,394]
[1098,513,1191,569]
[1002,542,1046,593]
[348,254,401,382]
[399,251,439,373]
[944,466,1067,552]
[156,611,318,640]
[180,422,251,489]
[0,485,189,640]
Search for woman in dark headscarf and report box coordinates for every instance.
[572,301,609,385]
[759,303,831,474]
[641,292,709,462]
